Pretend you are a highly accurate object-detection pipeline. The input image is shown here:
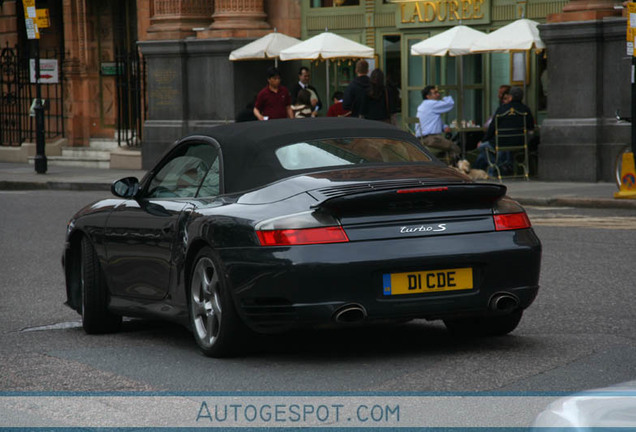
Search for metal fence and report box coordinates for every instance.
[0,44,64,147]
[116,46,146,147]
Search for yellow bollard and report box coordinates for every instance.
[614,151,636,199]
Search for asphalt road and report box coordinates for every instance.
[2,190,636,395]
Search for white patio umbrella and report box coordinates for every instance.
[411,25,486,57]
[470,19,544,109]
[229,31,301,67]
[411,25,487,155]
[279,31,374,99]
[470,18,545,52]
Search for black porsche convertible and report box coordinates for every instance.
[63,118,541,357]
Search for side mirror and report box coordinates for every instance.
[111,177,140,198]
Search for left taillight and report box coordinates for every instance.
[255,211,349,246]
[257,226,349,246]
[493,198,532,231]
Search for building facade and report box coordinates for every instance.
[0,0,630,180]
[299,0,567,137]
[297,0,629,181]
[0,0,300,166]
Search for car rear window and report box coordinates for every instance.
[274,138,431,171]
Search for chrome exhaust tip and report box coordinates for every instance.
[333,303,367,323]
[489,293,519,312]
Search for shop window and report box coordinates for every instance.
[407,89,423,121]
[425,54,484,129]
[407,39,424,89]
[310,0,360,7]
[333,62,355,96]
[406,37,425,119]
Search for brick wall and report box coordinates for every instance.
[265,0,301,37]
[136,0,152,41]
[0,0,18,48]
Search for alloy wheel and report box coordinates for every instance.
[190,257,223,347]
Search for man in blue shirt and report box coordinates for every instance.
[415,85,460,161]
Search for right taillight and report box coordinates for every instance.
[493,198,532,231]
[494,213,531,231]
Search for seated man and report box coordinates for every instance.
[474,86,534,175]
[414,85,461,162]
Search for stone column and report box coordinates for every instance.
[538,19,630,181]
[139,38,273,169]
[535,0,626,181]
[62,0,91,147]
[146,0,214,40]
[197,0,270,39]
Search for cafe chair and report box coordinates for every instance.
[486,108,530,182]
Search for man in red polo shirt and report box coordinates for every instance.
[253,67,293,120]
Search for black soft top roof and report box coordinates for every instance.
[185,117,425,193]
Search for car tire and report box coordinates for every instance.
[443,309,523,337]
[188,248,250,357]
[80,236,122,334]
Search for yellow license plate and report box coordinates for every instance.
[383,268,473,296]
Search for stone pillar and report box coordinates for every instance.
[146,0,214,40]
[538,19,630,181]
[62,0,91,147]
[138,41,188,168]
[197,0,270,39]
[139,39,284,169]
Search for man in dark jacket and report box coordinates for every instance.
[343,59,370,118]
[290,67,322,114]
[475,86,535,173]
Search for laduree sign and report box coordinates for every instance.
[396,0,490,28]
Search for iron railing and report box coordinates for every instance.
[0,44,64,147]
[115,46,146,147]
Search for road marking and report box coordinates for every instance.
[525,206,573,211]
[530,216,636,230]
[20,321,82,332]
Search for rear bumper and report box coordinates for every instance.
[219,229,541,333]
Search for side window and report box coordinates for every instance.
[198,157,220,197]
[146,142,219,198]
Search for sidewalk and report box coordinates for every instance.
[1,162,634,209]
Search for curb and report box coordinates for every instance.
[0,181,110,191]
[515,197,636,210]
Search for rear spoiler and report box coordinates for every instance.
[308,182,508,214]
